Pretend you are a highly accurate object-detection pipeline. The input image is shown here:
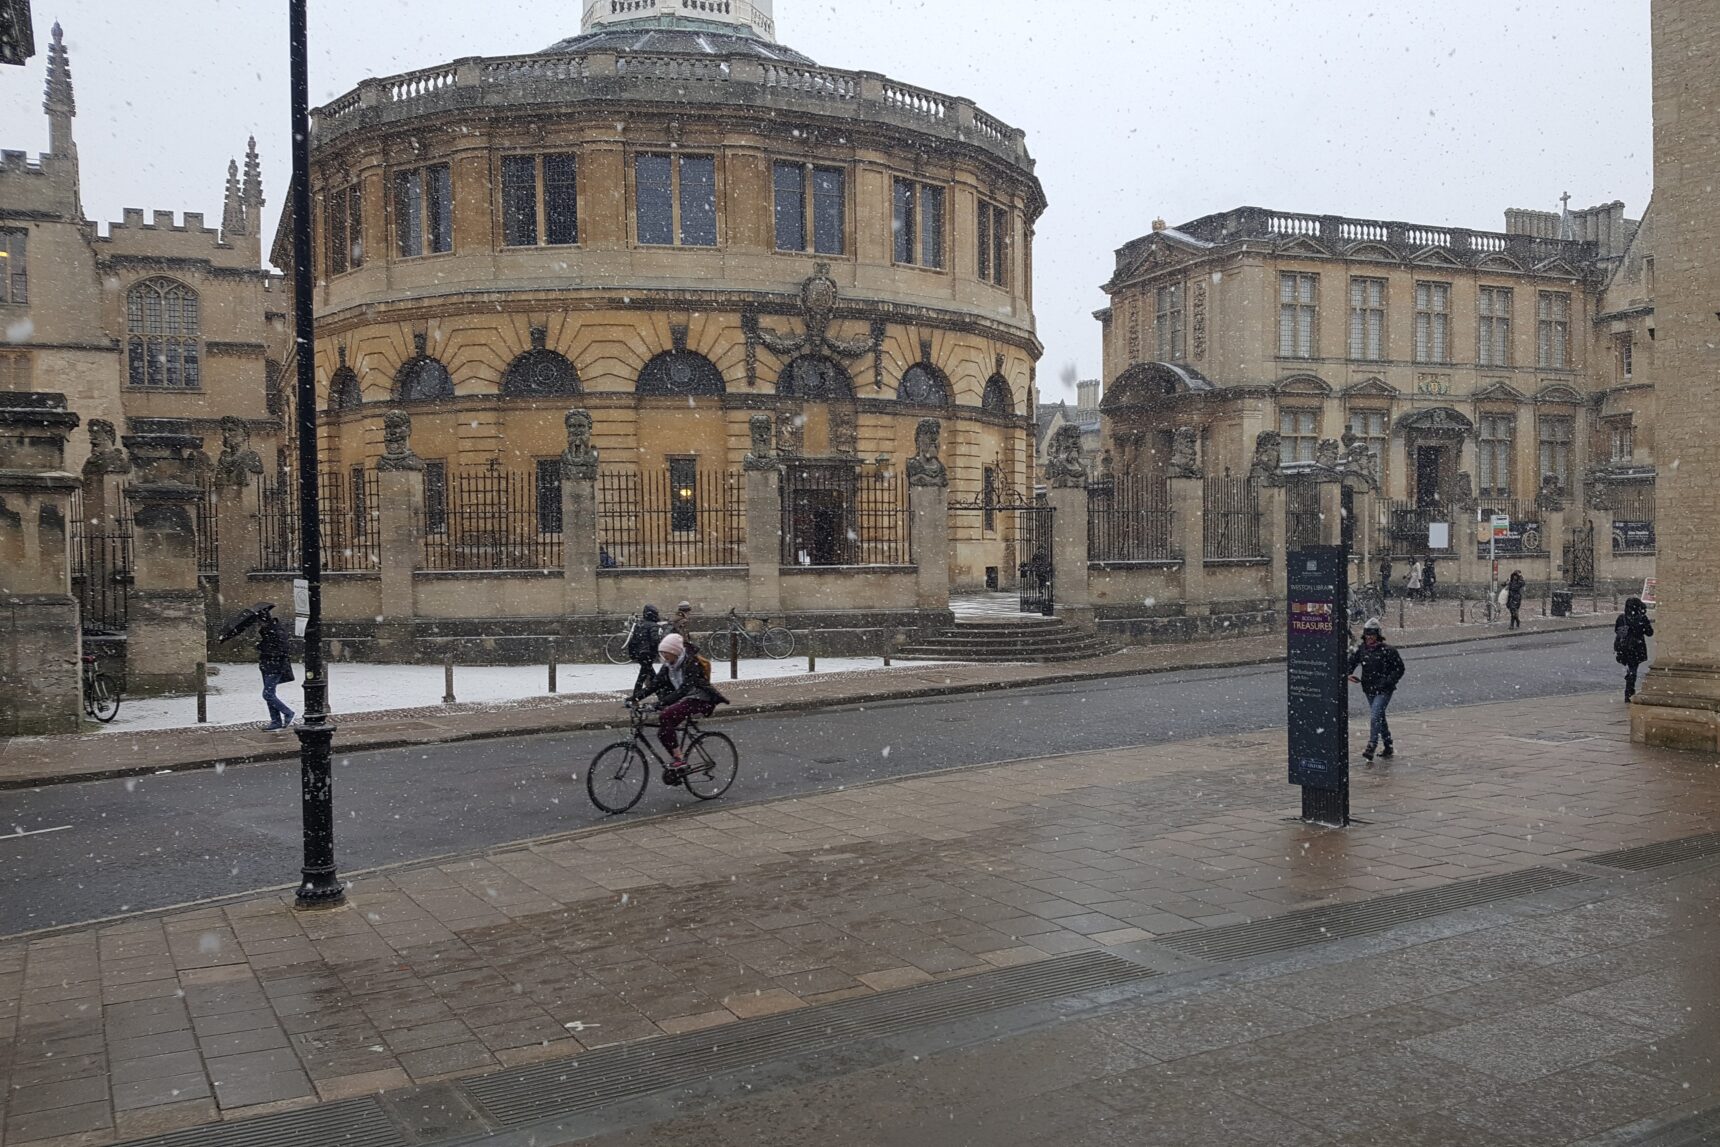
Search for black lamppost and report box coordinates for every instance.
[289,0,344,908]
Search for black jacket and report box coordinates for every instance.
[1506,574,1526,609]
[625,617,663,665]
[257,617,292,677]
[1615,609,1654,666]
[642,654,730,708]
[1349,641,1405,697]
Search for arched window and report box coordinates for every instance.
[637,351,725,398]
[328,365,362,411]
[394,355,453,403]
[981,374,1015,415]
[126,278,201,389]
[898,364,951,406]
[501,349,581,398]
[777,355,852,400]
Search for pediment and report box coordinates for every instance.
[1344,243,1398,262]
[1276,237,1332,257]
[1397,406,1474,434]
[1535,383,1586,405]
[1343,377,1398,398]
[1411,247,1464,268]
[1533,258,1583,278]
[1123,235,1204,279]
[1275,373,1333,397]
[1477,255,1526,273]
[1473,380,1527,403]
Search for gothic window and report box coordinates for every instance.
[1537,292,1572,369]
[636,154,716,247]
[0,229,26,305]
[1414,281,1451,363]
[1478,287,1513,367]
[501,349,581,398]
[777,355,851,400]
[395,354,454,402]
[899,364,951,406]
[394,163,452,257]
[982,374,1014,415]
[502,153,579,248]
[328,365,362,411]
[1277,273,1317,359]
[637,351,725,397]
[892,178,945,269]
[126,278,201,389]
[773,162,845,255]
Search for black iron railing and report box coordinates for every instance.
[71,501,132,634]
[320,468,381,573]
[1088,474,1175,562]
[196,478,219,576]
[781,463,910,567]
[597,469,746,569]
[422,466,562,571]
[1610,484,1656,553]
[258,477,300,573]
[1384,500,1456,556]
[1286,481,1323,549]
[1204,476,1263,560]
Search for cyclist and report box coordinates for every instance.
[625,604,664,700]
[639,633,728,782]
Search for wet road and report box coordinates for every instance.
[0,630,1626,934]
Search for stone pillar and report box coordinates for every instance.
[0,394,84,735]
[375,411,426,660]
[744,467,783,615]
[210,416,265,643]
[1259,483,1289,628]
[1043,423,1093,627]
[79,418,131,528]
[903,417,948,615]
[559,409,600,617]
[1588,508,1616,589]
[1635,0,1720,749]
[124,426,209,696]
[1170,475,1207,616]
[1315,474,1345,546]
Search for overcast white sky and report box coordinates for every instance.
[1,1,1652,394]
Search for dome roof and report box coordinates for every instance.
[543,17,815,63]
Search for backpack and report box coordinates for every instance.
[695,652,713,681]
[1615,620,1634,665]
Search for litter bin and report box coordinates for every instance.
[1551,589,1573,617]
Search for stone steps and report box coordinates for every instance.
[897,617,1112,664]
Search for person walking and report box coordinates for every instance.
[1505,570,1527,630]
[1347,618,1405,763]
[1379,556,1393,602]
[671,601,695,641]
[1422,557,1438,602]
[1614,596,1655,701]
[626,604,663,701]
[639,633,729,781]
[256,607,296,730]
[1405,559,1424,601]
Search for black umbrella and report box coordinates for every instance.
[218,602,277,644]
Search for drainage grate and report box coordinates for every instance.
[1587,831,1720,873]
[465,951,1155,1128]
[1153,866,1587,963]
[114,1098,404,1147]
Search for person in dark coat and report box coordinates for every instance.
[1506,570,1527,630]
[1422,557,1438,601]
[256,608,296,730]
[638,633,729,779]
[1615,596,1655,701]
[1379,556,1393,602]
[626,604,663,701]
[1347,618,1405,763]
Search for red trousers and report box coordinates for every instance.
[659,698,715,755]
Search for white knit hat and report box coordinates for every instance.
[658,633,686,659]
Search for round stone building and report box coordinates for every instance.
[301,0,1044,609]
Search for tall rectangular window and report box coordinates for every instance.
[772,163,846,255]
[1610,419,1635,463]
[394,164,451,257]
[0,229,25,305]
[1348,277,1385,361]
[892,178,945,269]
[636,154,716,247]
[535,459,563,534]
[1350,408,1389,484]
[324,185,363,276]
[1538,291,1572,368]
[669,458,699,533]
[1618,333,1634,380]
[1414,282,1451,363]
[1278,273,1317,359]
[1478,414,1514,498]
[977,201,1008,287]
[1279,409,1319,465]
[1478,286,1512,367]
[1156,282,1185,360]
[773,161,806,252]
[982,466,997,533]
[1538,416,1574,492]
[423,461,448,533]
[503,154,579,248]
[812,167,844,256]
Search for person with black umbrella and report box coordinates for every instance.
[220,602,296,730]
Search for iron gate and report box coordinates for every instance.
[1564,523,1596,588]
[951,474,1054,615]
[72,520,132,634]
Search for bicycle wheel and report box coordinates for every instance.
[88,674,120,724]
[586,742,649,813]
[683,732,738,800]
[761,627,795,659]
[702,631,733,658]
[604,631,631,666]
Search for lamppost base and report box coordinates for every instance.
[294,874,347,910]
[1300,784,1350,828]
[294,717,344,910]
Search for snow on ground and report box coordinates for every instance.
[99,658,946,734]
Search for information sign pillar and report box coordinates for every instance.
[1287,545,1350,826]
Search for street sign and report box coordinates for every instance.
[1492,514,1511,538]
[293,578,309,638]
[1287,546,1350,805]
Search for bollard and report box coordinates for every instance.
[1459,598,1466,625]
[884,649,892,668]
[196,661,208,724]
[730,630,739,681]
[808,638,817,674]
[548,652,557,695]
[1398,596,1405,630]
[443,653,456,705]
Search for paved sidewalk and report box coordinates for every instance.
[0,613,1610,789]
[0,686,1713,1146]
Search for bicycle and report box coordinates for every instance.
[81,654,120,723]
[1350,583,1386,623]
[701,608,795,660]
[603,614,663,666]
[586,701,739,813]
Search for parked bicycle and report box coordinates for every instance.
[81,653,120,723]
[1350,583,1386,624]
[702,608,796,660]
[585,701,739,813]
[603,613,664,666]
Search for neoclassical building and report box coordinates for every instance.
[289,0,1044,591]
